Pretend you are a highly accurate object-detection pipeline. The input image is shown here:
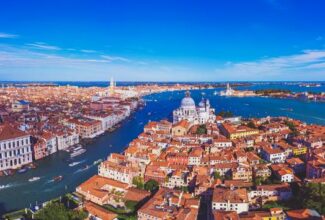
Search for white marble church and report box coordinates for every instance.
[173,91,216,125]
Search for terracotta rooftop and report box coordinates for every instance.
[0,123,28,141]
[84,202,118,220]
[213,188,248,203]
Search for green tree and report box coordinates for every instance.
[285,120,299,136]
[213,171,221,180]
[253,176,264,186]
[300,183,325,215]
[247,121,256,129]
[217,111,233,118]
[132,176,144,189]
[196,124,207,135]
[144,179,159,192]
[34,202,87,220]
[125,200,138,212]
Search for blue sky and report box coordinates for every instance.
[0,0,325,81]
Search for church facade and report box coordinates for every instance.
[173,91,216,125]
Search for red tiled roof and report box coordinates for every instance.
[0,124,28,141]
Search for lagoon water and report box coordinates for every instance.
[0,84,324,214]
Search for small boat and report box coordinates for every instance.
[69,162,81,167]
[147,112,152,116]
[0,184,10,190]
[28,177,41,182]
[17,167,28,174]
[93,159,103,165]
[213,91,218,95]
[53,175,63,182]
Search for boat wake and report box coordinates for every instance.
[68,159,86,167]
[73,164,94,174]
[0,183,15,190]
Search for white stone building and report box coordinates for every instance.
[0,124,33,171]
[173,91,216,125]
[212,188,249,214]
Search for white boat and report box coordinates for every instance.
[28,177,40,182]
[69,161,81,167]
[213,91,218,95]
[70,149,86,157]
[93,159,103,165]
[73,146,83,151]
[70,147,86,158]
[0,184,10,190]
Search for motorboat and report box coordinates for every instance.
[53,175,63,182]
[28,177,41,182]
[93,159,103,165]
[69,161,81,167]
[0,184,10,190]
[17,167,28,174]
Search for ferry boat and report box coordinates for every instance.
[28,177,41,182]
[53,175,63,182]
[70,146,86,158]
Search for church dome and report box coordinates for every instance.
[180,91,196,108]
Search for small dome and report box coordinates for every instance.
[198,99,205,107]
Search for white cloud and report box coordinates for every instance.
[26,42,61,50]
[215,50,325,80]
[80,49,97,53]
[101,55,130,62]
[0,32,18,38]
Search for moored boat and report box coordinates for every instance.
[70,147,86,158]
[17,167,28,174]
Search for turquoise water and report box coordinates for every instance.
[0,86,324,214]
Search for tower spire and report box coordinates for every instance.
[109,77,115,95]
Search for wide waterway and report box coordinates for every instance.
[0,84,325,214]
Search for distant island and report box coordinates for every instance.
[220,84,325,102]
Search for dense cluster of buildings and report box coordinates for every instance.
[0,81,202,174]
[75,93,325,220]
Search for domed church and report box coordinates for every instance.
[173,91,216,125]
